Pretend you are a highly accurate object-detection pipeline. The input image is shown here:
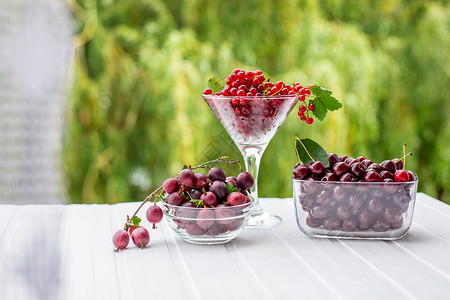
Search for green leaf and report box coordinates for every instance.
[132,216,141,227]
[182,165,188,170]
[207,76,225,93]
[310,85,343,121]
[295,135,329,167]
[226,182,238,194]
[311,85,332,98]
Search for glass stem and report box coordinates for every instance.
[242,146,265,216]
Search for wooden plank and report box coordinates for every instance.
[263,198,416,299]
[112,202,197,300]
[57,204,96,300]
[0,205,64,300]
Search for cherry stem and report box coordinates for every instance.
[294,135,302,163]
[125,157,239,228]
[402,144,407,170]
[394,151,413,169]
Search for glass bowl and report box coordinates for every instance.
[292,175,418,240]
[162,200,254,244]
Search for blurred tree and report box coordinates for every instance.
[64,0,450,204]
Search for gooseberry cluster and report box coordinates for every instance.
[112,158,253,251]
[203,69,317,124]
[293,153,417,232]
[164,167,253,237]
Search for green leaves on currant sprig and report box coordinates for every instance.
[294,134,329,167]
[208,76,226,94]
[309,85,343,121]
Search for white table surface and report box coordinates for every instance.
[1,192,450,300]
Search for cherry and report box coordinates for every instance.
[203,88,213,95]
[306,214,322,228]
[310,205,330,219]
[364,171,383,182]
[356,156,366,162]
[342,219,357,231]
[323,216,341,230]
[340,173,356,182]
[367,163,381,173]
[373,218,391,232]
[315,191,332,206]
[321,173,338,181]
[358,210,376,230]
[293,162,311,180]
[383,205,403,223]
[380,160,396,173]
[393,158,404,171]
[332,162,350,177]
[310,161,326,177]
[350,162,365,178]
[113,229,130,251]
[338,155,348,162]
[368,198,383,214]
[336,205,352,220]
[380,170,394,180]
[361,159,374,168]
[394,170,409,182]
[328,153,339,166]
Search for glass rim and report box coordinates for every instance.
[202,94,299,100]
[161,198,255,211]
[292,173,419,185]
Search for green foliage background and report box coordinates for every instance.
[65,0,450,204]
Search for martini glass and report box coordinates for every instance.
[202,94,298,229]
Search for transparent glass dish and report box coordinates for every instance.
[202,94,298,229]
[292,175,418,240]
[162,200,254,244]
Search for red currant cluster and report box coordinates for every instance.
[203,69,316,124]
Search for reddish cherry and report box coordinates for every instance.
[394,170,409,182]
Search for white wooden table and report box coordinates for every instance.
[1,193,449,300]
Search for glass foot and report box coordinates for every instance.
[245,211,282,229]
